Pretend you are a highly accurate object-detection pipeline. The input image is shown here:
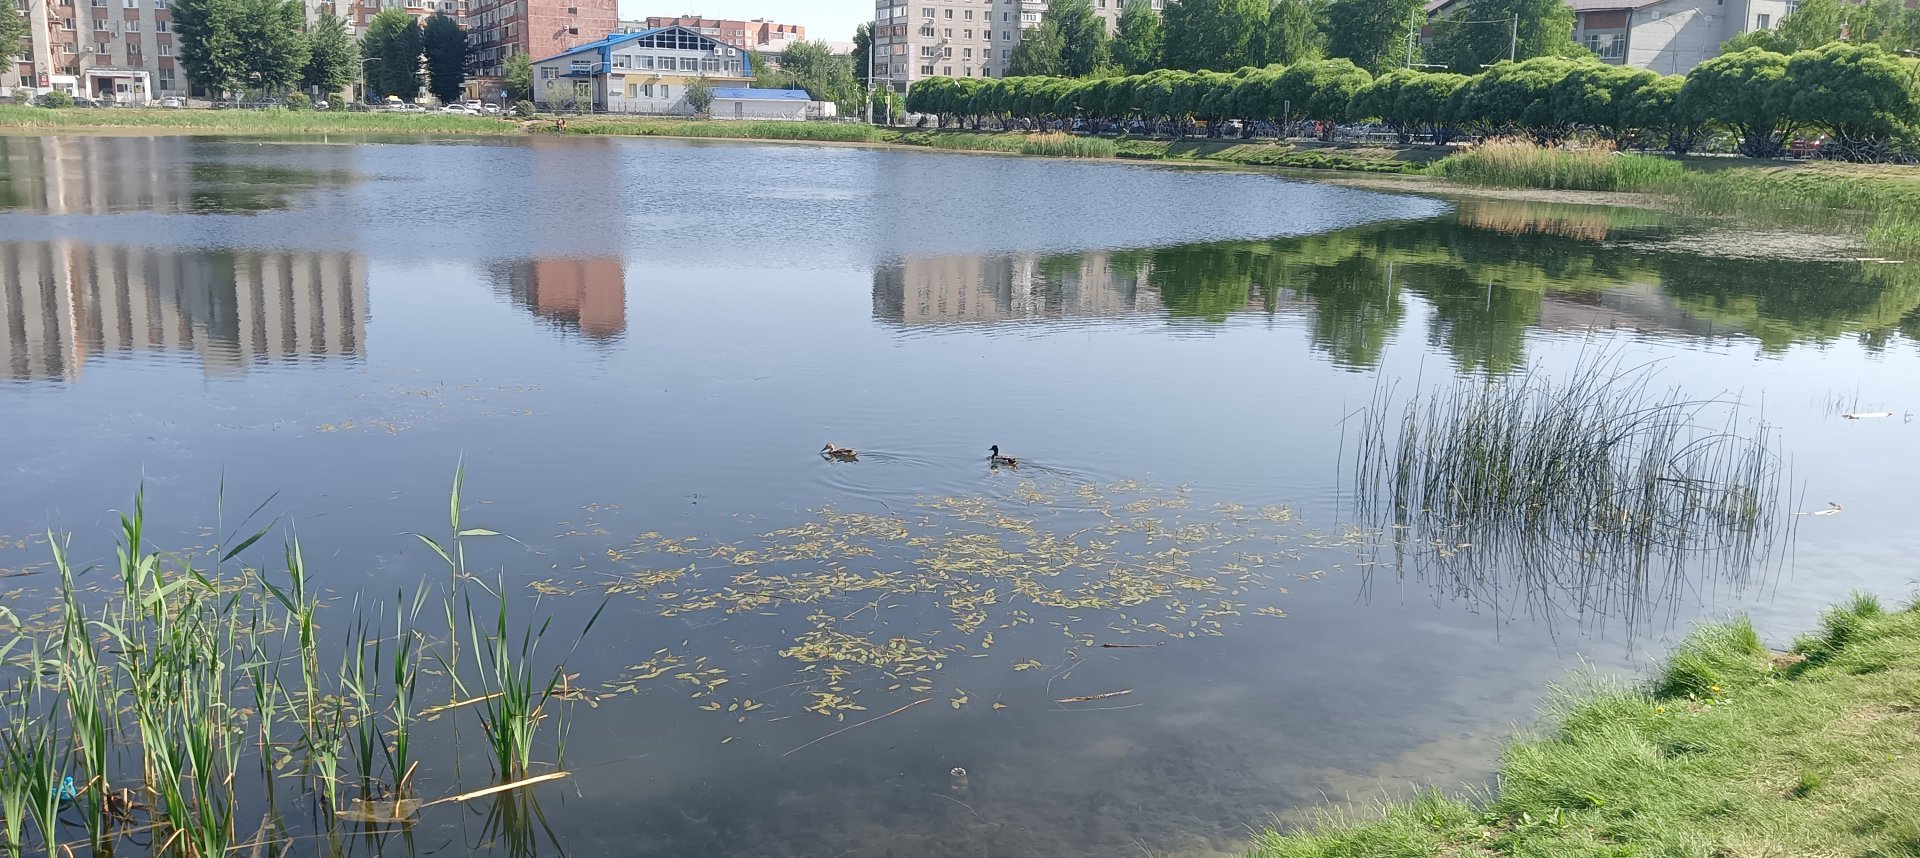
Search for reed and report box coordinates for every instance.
[1351,353,1788,630]
[1428,139,1685,192]
[0,471,598,856]
[1018,131,1118,158]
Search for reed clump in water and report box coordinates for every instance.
[1352,356,1788,627]
[0,477,597,858]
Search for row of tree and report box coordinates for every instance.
[170,0,354,97]
[906,43,1920,159]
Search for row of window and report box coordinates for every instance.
[49,17,170,31]
[33,40,173,53]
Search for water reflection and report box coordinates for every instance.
[0,241,367,381]
[489,258,627,340]
[0,136,349,215]
[874,210,1920,368]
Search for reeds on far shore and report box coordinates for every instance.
[0,473,598,858]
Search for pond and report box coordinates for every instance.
[1,133,1917,858]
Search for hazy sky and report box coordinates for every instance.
[621,1,870,43]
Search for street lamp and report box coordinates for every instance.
[358,56,381,105]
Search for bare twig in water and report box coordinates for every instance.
[782,698,932,757]
[421,772,571,807]
[1054,689,1133,704]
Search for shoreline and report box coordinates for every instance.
[1252,595,1920,857]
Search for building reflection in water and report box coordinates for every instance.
[488,259,627,340]
[872,251,1161,325]
[0,242,367,382]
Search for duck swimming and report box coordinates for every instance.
[988,445,1018,467]
[821,443,859,461]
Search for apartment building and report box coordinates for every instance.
[870,0,1157,92]
[7,0,185,100]
[619,15,805,52]
[467,0,616,82]
[346,0,466,33]
[1428,0,1793,74]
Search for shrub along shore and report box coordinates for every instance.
[1254,595,1920,857]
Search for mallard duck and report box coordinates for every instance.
[821,443,859,461]
[988,445,1018,467]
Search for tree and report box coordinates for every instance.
[502,52,532,102]
[1681,47,1794,157]
[1163,0,1266,71]
[1449,56,1585,139]
[172,0,248,96]
[1258,0,1327,66]
[422,12,465,103]
[1350,68,1467,142]
[1047,0,1110,77]
[232,0,307,91]
[852,23,873,90]
[1626,74,1705,154]
[0,7,29,85]
[1323,0,1423,72]
[1549,62,1656,146]
[303,7,356,97]
[1009,20,1066,76]
[1112,0,1163,74]
[767,40,861,113]
[1785,42,1917,158]
[361,8,422,99]
[1273,57,1370,132]
[685,77,714,114]
[1428,0,1578,73]
[1775,0,1856,52]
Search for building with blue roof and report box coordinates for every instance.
[531,25,754,115]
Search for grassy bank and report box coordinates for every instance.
[562,116,898,143]
[1430,140,1920,252]
[0,104,520,135]
[1252,594,1920,857]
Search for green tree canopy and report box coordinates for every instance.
[1258,0,1328,66]
[1549,62,1656,146]
[1351,68,1468,142]
[1113,0,1165,74]
[685,77,714,113]
[1163,0,1267,71]
[361,8,423,99]
[764,40,860,113]
[233,0,308,91]
[0,7,30,79]
[1323,0,1422,72]
[1449,56,1586,139]
[1625,74,1705,154]
[172,0,247,95]
[423,12,466,103]
[1428,0,1580,73]
[1009,20,1066,76]
[503,53,532,102]
[852,23,872,89]
[1681,47,1794,156]
[1046,0,1110,77]
[1274,58,1372,127]
[1784,42,1917,154]
[302,7,356,97]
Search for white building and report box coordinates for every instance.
[709,87,836,120]
[1571,0,1794,74]
[530,24,753,114]
[870,0,1162,93]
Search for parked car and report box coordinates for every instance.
[481,103,501,115]
[314,99,330,110]
[159,96,183,108]
[439,104,474,114]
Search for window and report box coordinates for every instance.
[919,24,932,36]
[942,45,951,57]
[962,47,971,58]
[1001,30,1010,40]
[613,55,627,68]
[963,28,971,38]
[920,6,932,17]
[639,55,653,68]
[919,64,932,74]
[942,7,950,17]
[61,16,74,28]
[92,18,107,29]
[154,19,165,30]
[941,65,950,75]
[678,56,696,70]
[126,39,139,53]
[157,41,167,53]
[540,67,556,79]
[920,45,933,57]
[943,27,950,37]
[700,56,719,72]
[1756,12,1769,28]
[659,84,668,98]
[125,18,137,30]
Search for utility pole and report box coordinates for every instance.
[1406,4,1420,68]
[1510,13,1519,63]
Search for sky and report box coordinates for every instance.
[619,1,870,43]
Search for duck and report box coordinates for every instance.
[988,445,1018,467]
[821,443,859,461]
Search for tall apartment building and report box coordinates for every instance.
[7,0,186,100]
[619,15,805,51]
[345,0,466,33]
[870,0,1154,93]
[467,0,616,81]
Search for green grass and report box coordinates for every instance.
[1249,595,1920,857]
[0,105,521,135]
[1428,139,1687,192]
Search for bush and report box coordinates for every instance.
[40,90,74,109]
[512,99,535,119]
[285,92,312,111]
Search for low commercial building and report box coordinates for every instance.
[709,87,836,120]
[619,15,805,52]
[530,24,753,113]
[1426,0,1793,75]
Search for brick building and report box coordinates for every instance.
[467,0,617,84]
[619,15,804,52]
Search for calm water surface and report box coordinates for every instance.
[2,134,1918,857]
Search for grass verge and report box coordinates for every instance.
[1250,594,1920,857]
